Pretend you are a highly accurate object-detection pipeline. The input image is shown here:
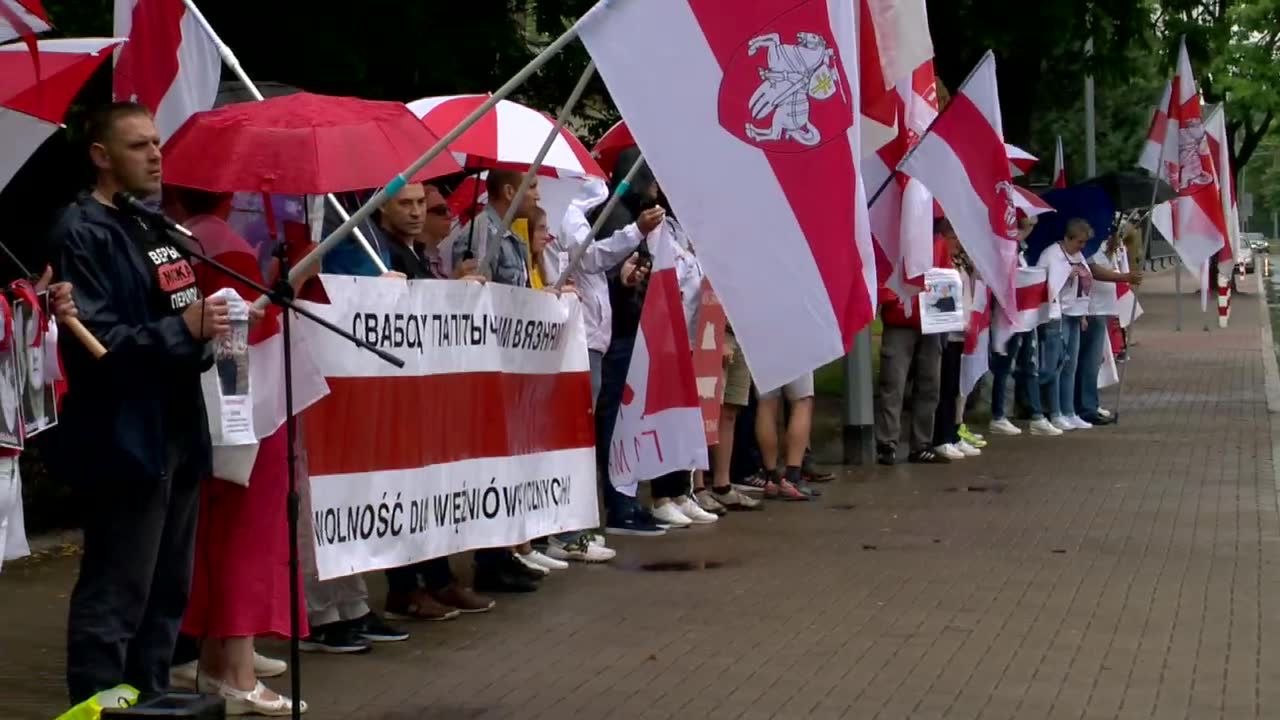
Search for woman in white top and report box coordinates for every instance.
[1035,218,1094,431]
[1075,230,1143,425]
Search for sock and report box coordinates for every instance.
[712,485,731,496]
[785,466,802,484]
[764,467,781,481]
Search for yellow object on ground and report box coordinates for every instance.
[54,685,139,720]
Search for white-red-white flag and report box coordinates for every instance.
[866,59,939,301]
[1149,39,1228,273]
[991,267,1050,353]
[900,52,1021,324]
[1006,143,1038,177]
[581,0,876,392]
[1204,106,1241,264]
[960,278,991,395]
[113,0,220,141]
[1053,135,1067,188]
[608,224,707,489]
[1110,245,1144,328]
[1137,80,1172,175]
[859,0,933,155]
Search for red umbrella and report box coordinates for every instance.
[162,92,463,194]
[0,38,123,192]
[591,120,635,178]
[0,0,51,45]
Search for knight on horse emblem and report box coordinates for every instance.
[744,31,842,147]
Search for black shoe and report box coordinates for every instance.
[908,449,951,464]
[876,445,896,466]
[352,612,409,643]
[1083,414,1114,426]
[300,622,374,654]
[474,564,541,593]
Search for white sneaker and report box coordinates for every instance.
[524,549,569,571]
[674,496,719,524]
[547,535,616,563]
[514,552,551,576]
[934,443,966,460]
[1029,418,1063,436]
[1050,416,1075,432]
[651,502,693,528]
[1068,415,1094,430]
[988,418,1022,436]
[955,439,982,457]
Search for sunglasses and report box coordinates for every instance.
[426,205,450,217]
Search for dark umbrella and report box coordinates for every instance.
[214,79,303,107]
[1024,184,1117,264]
[1079,171,1175,211]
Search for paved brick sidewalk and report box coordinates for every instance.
[3,270,1278,720]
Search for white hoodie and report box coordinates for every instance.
[544,178,645,353]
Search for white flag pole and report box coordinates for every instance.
[481,61,597,277]
[271,9,607,306]
[180,0,391,276]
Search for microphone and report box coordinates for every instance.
[112,192,196,239]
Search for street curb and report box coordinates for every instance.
[1258,271,1280,415]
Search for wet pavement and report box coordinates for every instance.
[3,268,1280,719]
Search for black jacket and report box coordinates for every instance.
[600,147,657,342]
[52,193,212,481]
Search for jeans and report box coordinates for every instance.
[595,334,638,521]
[991,330,1042,420]
[66,460,201,702]
[1075,315,1107,419]
[1040,316,1082,418]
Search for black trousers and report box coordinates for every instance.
[932,340,964,447]
[651,471,691,499]
[66,458,201,703]
[386,557,454,594]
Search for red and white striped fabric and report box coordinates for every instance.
[1137,80,1172,175]
[991,267,1050,353]
[609,223,707,490]
[187,214,330,484]
[960,277,991,395]
[406,94,604,179]
[1012,185,1054,217]
[1205,106,1241,264]
[1006,144,1038,177]
[1148,39,1228,274]
[113,0,222,142]
[859,0,933,155]
[866,60,939,301]
[590,119,636,177]
[0,38,122,193]
[1098,330,1120,389]
[1113,246,1144,328]
[0,0,50,45]
[1053,135,1067,188]
[299,277,598,579]
[900,51,1021,326]
[580,0,877,392]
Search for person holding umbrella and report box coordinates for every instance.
[54,102,232,703]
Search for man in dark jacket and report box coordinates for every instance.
[53,102,230,702]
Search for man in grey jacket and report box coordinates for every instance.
[451,170,540,286]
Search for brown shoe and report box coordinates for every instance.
[430,584,496,614]
[384,590,461,621]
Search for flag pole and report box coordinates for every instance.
[867,50,994,208]
[180,0,391,276]
[1112,183,1163,423]
[553,154,649,291]
[481,61,597,278]
[272,9,607,305]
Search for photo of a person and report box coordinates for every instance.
[11,299,55,435]
[0,342,20,449]
[931,283,957,313]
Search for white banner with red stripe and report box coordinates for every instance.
[991,267,1050,353]
[298,277,597,580]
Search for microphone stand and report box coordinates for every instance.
[158,223,403,720]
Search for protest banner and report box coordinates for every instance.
[297,276,597,580]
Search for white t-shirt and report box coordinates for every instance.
[1037,243,1092,318]
[1088,248,1120,316]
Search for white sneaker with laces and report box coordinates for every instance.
[674,496,719,524]
[547,535,616,562]
[988,418,1022,436]
[1050,416,1075,432]
[934,443,966,460]
[651,502,693,528]
[514,552,550,576]
[1068,415,1094,430]
[955,439,982,457]
[524,549,569,571]
[1029,418,1063,436]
